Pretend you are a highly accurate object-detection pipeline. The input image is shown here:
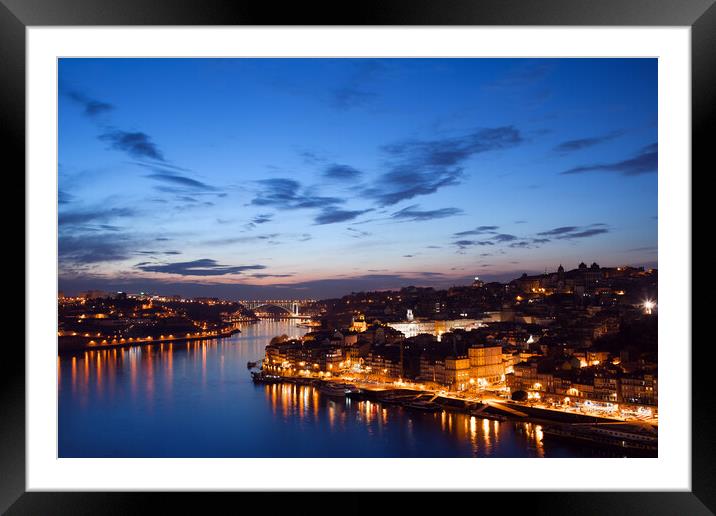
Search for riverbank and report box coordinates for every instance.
[251,374,628,427]
[58,327,242,354]
[59,319,613,458]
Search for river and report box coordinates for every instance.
[58,319,612,457]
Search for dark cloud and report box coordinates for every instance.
[136,250,182,256]
[58,190,75,205]
[58,207,135,227]
[60,233,135,264]
[537,226,579,236]
[132,162,219,194]
[66,90,114,118]
[251,178,344,210]
[454,231,553,250]
[454,239,494,249]
[300,151,327,165]
[556,228,609,239]
[251,213,273,225]
[390,204,463,222]
[508,241,533,249]
[145,172,217,191]
[562,143,657,176]
[314,207,373,225]
[99,130,165,161]
[553,131,623,153]
[367,126,523,206]
[136,259,266,276]
[250,273,295,279]
[492,234,518,242]
[346,227,371,239]
[133,160,189,173]
[203,233,280,246]
[323,164,363,181]
[537,225,610,240]
[453,225,499,237]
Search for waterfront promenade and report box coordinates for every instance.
[58,327,242,353]
[252,373,647,426]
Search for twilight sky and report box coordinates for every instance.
[58,58,657,299]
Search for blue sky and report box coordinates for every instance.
[58,58,657,299]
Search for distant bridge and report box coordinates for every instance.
[238,299,316,317]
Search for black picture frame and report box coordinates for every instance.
[2,0,709,513]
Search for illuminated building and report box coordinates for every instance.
[444,356,471,391]
[468,345,505,385]
[350,314,367,332]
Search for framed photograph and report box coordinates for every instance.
[4,0,710,512]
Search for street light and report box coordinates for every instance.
[643,299,656,314]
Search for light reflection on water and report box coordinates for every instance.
[59,319,600,458]
[259,380,548,457]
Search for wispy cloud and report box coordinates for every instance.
[346,227,371,239]
[562,143,657,176]
[557,228,609,239]
[59,207,135,228]
[538,224,610,240]
[454,239,495,249]
[314,207,373,225]
[492,234,518,242]
[330,60,388,110]
[60,232,138,264]
[537,226,579,236]
[250,213,273,226]
[251,178,344,210]
[390,204,463,222]
[366,126,523,206]
[65,90,114,118]
[553,131,623,153]
[99,130,165,161]
[145,172,217,191]
[58,190,75,205]
[135,259,266,276]
[202,233,280,246]
[453,225,499,237]
[323,164,363,181]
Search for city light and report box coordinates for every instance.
[60,259,659,456]
[643,299,656,314]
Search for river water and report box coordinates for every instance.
[58,319,608,458]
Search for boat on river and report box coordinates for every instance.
[318,382,358,398]
[541,423,657,454]
[251,371,282,384]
